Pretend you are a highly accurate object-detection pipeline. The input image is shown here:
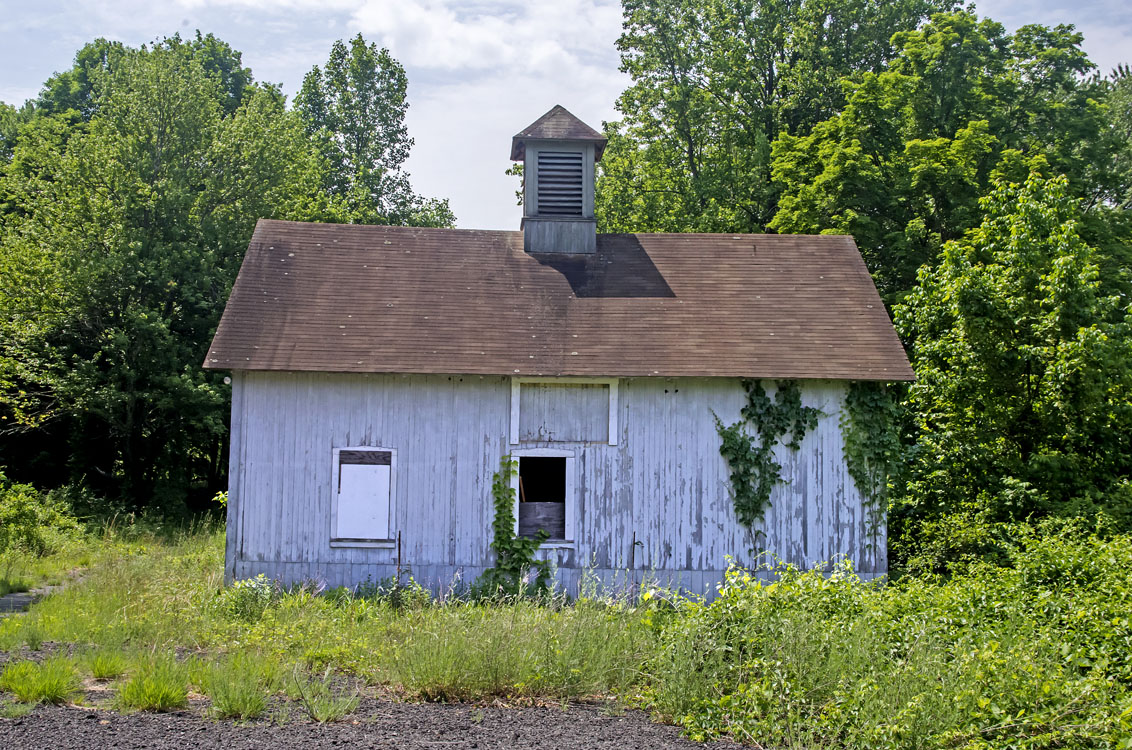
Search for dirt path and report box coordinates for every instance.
[0,575,76,616]
[1,699,741,750]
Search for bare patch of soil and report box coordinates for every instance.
[0,699,741,749]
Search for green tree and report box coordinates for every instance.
[0,102,26,163]
[891,173,1132,568]
[770,11,1120,301]
[0,43,331,510]
[1110,64,1132,211]
[34,38,127,119]
[295,34,454,227]
[595,0,948,234]
[34,33,254,122]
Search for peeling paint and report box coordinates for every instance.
[227,374,884,592]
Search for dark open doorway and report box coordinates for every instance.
[518,456,566,539]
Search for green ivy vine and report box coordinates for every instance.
[474,455,549,596]
[714,380,821,529]
[840,381,901,517]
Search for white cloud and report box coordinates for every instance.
[348,0,622,74]
[973,0,1132,74]
[344,0,628,229]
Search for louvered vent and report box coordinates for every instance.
[536,151,584,216]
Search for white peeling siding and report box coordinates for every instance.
[227,373,885,593]
[519,382,609,442]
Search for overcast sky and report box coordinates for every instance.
[1,0,1128,230]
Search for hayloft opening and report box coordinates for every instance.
[518,456,566,539]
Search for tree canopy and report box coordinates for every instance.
[770,10,1124,301]
[295,34,454,227]
[595,0,951,234]
[0,34,450,512]
[892,173,1132,569]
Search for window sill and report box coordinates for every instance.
[330,539,396,549]
[538,541,575,549]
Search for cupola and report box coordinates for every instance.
[510,105,607,254]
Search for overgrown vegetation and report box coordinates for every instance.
[0,522,1129,747]
[0,526,648,707]
[714,380,820,529]
[473,455,550,597]
[642,519,1132,748]
[0,473,87,594]
[840,381,901,516]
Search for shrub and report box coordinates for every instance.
[117,656,188,711]
[643,527,1132,748]
[0,657,80,704]
[218,574,277,621]
[0,477,82,555]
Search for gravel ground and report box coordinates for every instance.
[0,699,743,749]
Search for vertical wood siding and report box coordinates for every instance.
[227,373,885,593]
[519,382,609,442]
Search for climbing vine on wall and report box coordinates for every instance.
[474,455,549,596]
[714,380,821,529]
[840,381,901,516]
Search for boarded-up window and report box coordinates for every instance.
[519,383,609,442]
[333,449,392,541]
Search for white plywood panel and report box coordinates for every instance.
[335,463,391,540]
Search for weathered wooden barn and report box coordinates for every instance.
[205,105,914,593]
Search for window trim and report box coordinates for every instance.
[509,377,618,446]
[329,446,396,548]
[510,447,576,547]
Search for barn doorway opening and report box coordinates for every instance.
[518,456,566,539]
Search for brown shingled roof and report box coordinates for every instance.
[511,105,608,161]
[204,220,914,381]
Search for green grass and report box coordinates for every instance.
[0,656,81,704]
[0,531,97,596]
[0,527,646,701]
[116,656,188,712]
[0,701,33,718]
[86,649,128,680]
[0,576,32,596]
[287,667,359,723]
[198,654,275,719]
[0,519,1128,748]
[383,596,645,701]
